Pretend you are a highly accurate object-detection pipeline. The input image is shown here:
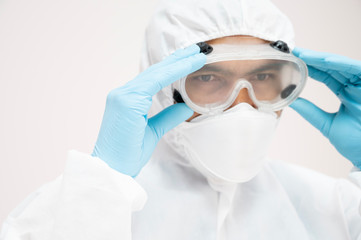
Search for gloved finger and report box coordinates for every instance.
[292,47,325,58]
[307,66,343,96]
[137,53,206,96]
[309,62,359,87]
[141,44,201,76]
[290,98,334,138]
[293,47,361,80]
[294,47,360,87]
[310,65,350,84]
[141,104,193,170]
[337,71,354,80]
[313,60,361,85]
[339,87,361,118]
[308,65,361,106]
[147,103,193,140]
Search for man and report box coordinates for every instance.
[1,0,361,239]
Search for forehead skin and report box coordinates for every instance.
[206,35,270,45]
[185,35,282,121]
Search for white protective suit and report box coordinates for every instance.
[1,0,361,239]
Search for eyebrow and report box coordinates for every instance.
[196,65,233,76]
[196,62,285,77]
[244,62,284,76]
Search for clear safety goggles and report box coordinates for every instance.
[173,41,308,115]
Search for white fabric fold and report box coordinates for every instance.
[0,150,147,240]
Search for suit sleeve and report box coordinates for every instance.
[0,150,147,240]
[343,167,361,239]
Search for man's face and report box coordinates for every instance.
[186,35,282,122]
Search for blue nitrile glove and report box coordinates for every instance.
[92,44,206,177]
[290,47,361,168]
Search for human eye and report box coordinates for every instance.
[194,74,217,82]
[251,73,272,81]
[187,73,230,91]
[257,73,270,81]
[249,71,282,83]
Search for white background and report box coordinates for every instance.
[0,0,360,225]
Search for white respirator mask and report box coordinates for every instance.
[174,103,279,183]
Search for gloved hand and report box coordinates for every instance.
[92,44,206,177]
[290,48,361,168]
